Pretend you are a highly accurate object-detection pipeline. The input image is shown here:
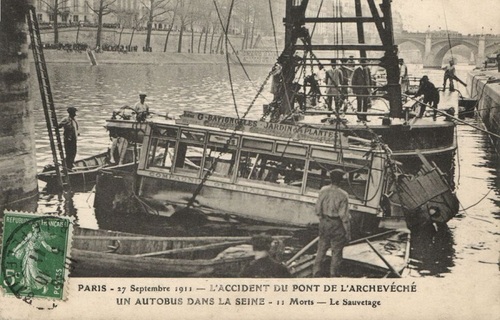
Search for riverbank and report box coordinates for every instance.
[31,50,229,65]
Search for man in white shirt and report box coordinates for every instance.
[133,93,150,121]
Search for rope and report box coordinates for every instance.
[213,0,239,119]
[403,94,500,139]
[211,1,269,103]
[309,0,325,38]
[441,1,454,61]
[268,0,280,58]
[459,189,492,212]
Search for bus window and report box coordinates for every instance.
[173,141,205,177]
[237,151,305,191]
[305,160,369,199]
[180,129,205,143]
[152,126,178,138]
[147,138,175,170]
[204,146,237,180]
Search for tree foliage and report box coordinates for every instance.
[85,0,117,48]
[40,0,71,44]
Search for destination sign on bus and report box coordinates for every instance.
[176,111,348,145]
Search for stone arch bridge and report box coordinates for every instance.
[395,31,500,67]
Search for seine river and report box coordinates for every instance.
[31,61,499,279]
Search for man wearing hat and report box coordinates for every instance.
[134,93,150,121]
[313,169,351,277]
[399,58,409,93]
[325,59,344,113]
[58,107,79,169]
[239,233,291,278]
[414,75,439,119]
[442,59,456,91]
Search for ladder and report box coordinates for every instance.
[27,6,71,192]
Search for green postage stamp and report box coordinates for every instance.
[0,211,73,301]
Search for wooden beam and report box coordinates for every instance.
[303,17,378,23]
[134,240,248,258]
[295,44,390,51]
[365,239,402,278]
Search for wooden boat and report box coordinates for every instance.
[37,150,136,191]
[288,229,411,278]
[71,227,283,277]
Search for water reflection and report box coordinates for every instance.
[32,63,499,278]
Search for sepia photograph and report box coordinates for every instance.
[0,0,499,319]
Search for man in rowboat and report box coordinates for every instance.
[239,234,291,278]
[133,93,150,122]
[313,169,351,277]
[58,106,79,169]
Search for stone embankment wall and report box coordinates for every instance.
[467,70,500,152]
[40,27,245,54]
[0,0,39,213]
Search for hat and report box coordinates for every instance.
[421,75,429,81]
[139,92,147,97]
[398,58,404,62]
[67,106,77,113]
[251,233,273,251]
[329,169,345,184]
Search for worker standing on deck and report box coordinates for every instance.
[399,58,409,94]
[414,75,440,119]
[325,59,344,114]
[351,62,372,122]
[58,107,79,169]
[339,58,351,111]
[442,59,456,91]
[239,234,291,278]
[313,169,351,277]
[134,93,150,122]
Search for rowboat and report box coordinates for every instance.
[288,229,411,278]
[71,227,287,277]
[37,151,136,191]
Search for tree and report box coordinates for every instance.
[175,0,193,53]
[115,9,137,46]
[142,0,171,51]
[163,1,178,52]
[128,13,145,50]
[86,0,117,48]
[41,0,70,44]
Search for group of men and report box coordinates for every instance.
[58,93,150,169]
[317,56,463,121]
[321,57,372,122]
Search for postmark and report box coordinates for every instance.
[0,211,73,302]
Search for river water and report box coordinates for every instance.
[31,62,499,279]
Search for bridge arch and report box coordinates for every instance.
[395,39,425,60]
[426,40,478,67]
